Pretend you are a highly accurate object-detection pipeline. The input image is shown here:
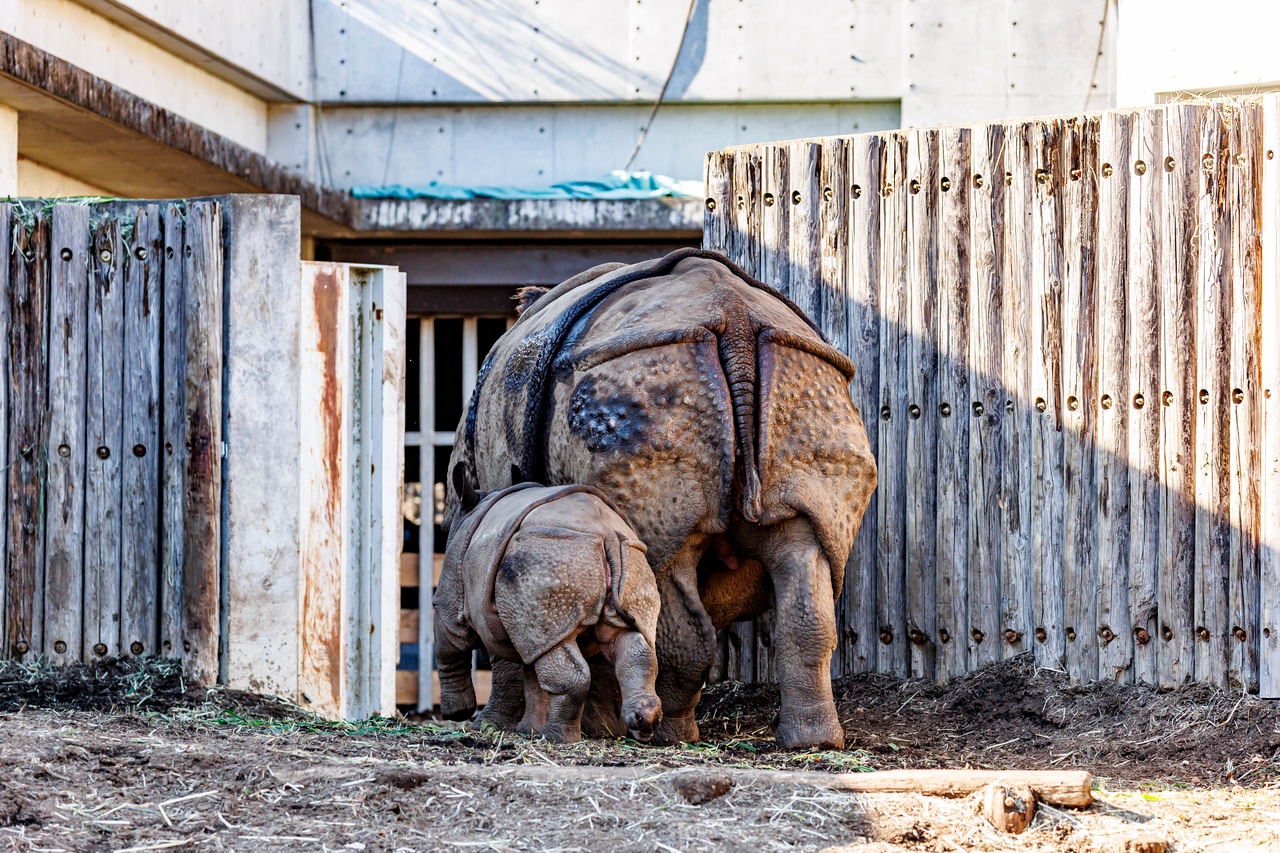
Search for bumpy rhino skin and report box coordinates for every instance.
[434,483,661,741]
[448,249,877,749]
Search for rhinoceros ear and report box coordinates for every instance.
[452,462,480,513]
[513,285,550,315]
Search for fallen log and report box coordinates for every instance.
[429,763,1094,808]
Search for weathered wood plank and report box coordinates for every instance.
[935,125,971,680]
[845,133,882,675]
[1000,122,1034,661]
[818,137,852,678]
[731,150,762,276]
[159,205,186,660]
[877,132,909,676]
[1126,109,1163,686]
[727,620,756,682]
[1058,115,1100,677]
[0,205,11,648]
[1195,105,1233,688]
[44,204,91,664]
[182,200,224,685]
[703,151,733,256]
[1228,102,1262,692]
[120,205,164,657]
[762,144,791,298]
[1028,119,1066,671]
[1260,93,1280,699]
[905,128,940,679]
[788,140,823,323]
[1158,104,1202,690]
[1095,110,1132,684]
[5,215,48,660]
[84,217,125,660]
[966,124,1005,670]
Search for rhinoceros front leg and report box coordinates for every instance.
[532,640,591,743]
[652,539,718,745]
[735,516,845,750]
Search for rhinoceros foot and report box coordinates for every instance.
[651,711,699,746]
[775,702,845,750]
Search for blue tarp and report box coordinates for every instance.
[350,170,702,201]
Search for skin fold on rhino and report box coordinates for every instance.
[434,469,663,744]
[446,248,877,749]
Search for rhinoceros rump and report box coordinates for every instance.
[448,248,877,749]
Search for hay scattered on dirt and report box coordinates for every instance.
[0,655,1277,851]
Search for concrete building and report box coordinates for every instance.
[18,0,1244,703]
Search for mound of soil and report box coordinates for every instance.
[0,656,301,718]
[698,653,1280,786]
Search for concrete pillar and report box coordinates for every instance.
[0,104,17,197]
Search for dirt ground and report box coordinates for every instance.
[0,655,1277,852]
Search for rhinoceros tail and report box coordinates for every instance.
[718,299,763,523]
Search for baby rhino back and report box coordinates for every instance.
[494,492,645,664]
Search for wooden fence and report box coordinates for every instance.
[703,95,1280,697]
[0,199,223,684]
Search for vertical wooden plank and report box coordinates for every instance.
[877,132,909,676]
[1059,115,1101,678]
[1158,104,1202,690]
[1095,110,1132,684]
[84,217,125,660]
[788,140,823,322]
[44,205,90,664]
[0,204,8,647]
[845,134,882,675]
[10,217,50,659]
[967,124,1005,670]
[1001,123,1034,660]
[1127,110,1164,686]
[182,200,224,685]
[1028,119,1066,671]
[1195,104,1233,688]
[417,316,435,710]
[936,126,971,680]
[6,214,49,659]
[818,137,851,678]
[726,620,755,682]
[762,144,791,297]
[1259,94,1280,698]
[732,150,763,276]
[703,151,733,256]
[904,128,940,679]
[159,205,186,660]
[1228,102,1262,693]
[120,206,164,657]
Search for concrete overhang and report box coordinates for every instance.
[0,31,358,237]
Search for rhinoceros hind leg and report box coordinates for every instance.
[533,641,590,743]
[474,657,525,729]
[516,664,549,734]
[734,517,845,750]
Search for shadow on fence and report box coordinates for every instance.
[704,95,1280,696]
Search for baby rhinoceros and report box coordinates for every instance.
[434,464,662,743]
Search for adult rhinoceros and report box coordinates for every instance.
[445,248,876,749]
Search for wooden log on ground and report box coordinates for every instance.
[428,764,1094,808]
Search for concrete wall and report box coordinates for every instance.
[318,100,901,189]
[17,158,110,197]
[1116,0,1280,106]
[4,0,270,151]
[73,0,311,99]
